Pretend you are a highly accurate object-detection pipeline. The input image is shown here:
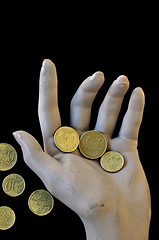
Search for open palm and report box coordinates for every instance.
[13,59,151,240]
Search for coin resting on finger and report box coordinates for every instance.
[54,126,79,152]
[79,130,107,159]
[0,206,15,230]
[2,174,25,197]
[0,143,17,171]
[100,151,125,172]
[28,189,54,216]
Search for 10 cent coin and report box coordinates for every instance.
[100,151,124,172]
[2,174,25,197]
[79,130,107,159]
[0,206,15,230]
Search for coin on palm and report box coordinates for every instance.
[79,130,107,159]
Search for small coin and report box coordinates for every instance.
[100,151,124,172]
[79,130,107,159]
[0,143,17,171]
[0,206,15,230]
[2,173,25,197]
[28,189,54,216]
[54,126,79,152]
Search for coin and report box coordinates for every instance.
[54,126,79,152]
[2,174,25,197]
[28,189,54,216]
[100,151,124,172]
[0,206,15,230]
[79,130,107,159]
[0,143,17,171]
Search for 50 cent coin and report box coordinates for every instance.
[0,143,17,171]
[79,130,107,159]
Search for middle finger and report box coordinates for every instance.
[70,72,104,135]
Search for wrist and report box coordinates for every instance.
[80,217,109,240]
[80,215,149,240]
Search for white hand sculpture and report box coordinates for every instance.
[13,59,151,240]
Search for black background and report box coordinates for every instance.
[0,4,157,239]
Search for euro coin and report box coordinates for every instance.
[54,126,79,152]
[100,151,124,172]
[0,143,17,171]
[79,130,107,159]
[0,206,15,230]
[2,174,25,197]
[28,189,54,216]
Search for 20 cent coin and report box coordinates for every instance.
[54,126,79,152]
[100,151,124,172]
[28,189,54,216]
[0,206,15,230]
[0,143,17,171]
[79,130,107,159]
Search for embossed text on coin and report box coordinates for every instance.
[2,173,25,197]
[0,143,17,171]
[28,189,54,216]
[79,130,107,159]
[100,151,124,172]
[54,126,79,152]
[0,206,15,230]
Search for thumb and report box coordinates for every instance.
[13,130,61,184]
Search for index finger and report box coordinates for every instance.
[38,59,61,155]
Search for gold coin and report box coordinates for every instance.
[100,151,124,172]
[0,206,15,230]
[54,126,79,152]
[0,143,17,171]
[2,173,25,197]
[79,130,107,159]
[28,189,54,216]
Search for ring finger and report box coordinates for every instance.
[94,75,129,138]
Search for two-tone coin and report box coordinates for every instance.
[79,130,107,159]
[28,189,54,216]
[100,151,124,172]
[0,206,15,230]
[0,143,17,171]
[2,174,25,197]
[54,126,79,152]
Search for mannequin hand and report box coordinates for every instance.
[13,59,151,240]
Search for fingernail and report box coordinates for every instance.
[91,71,104,80]
[13,131,23,146]
[116,75,128,85]
[42,59,55,68]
